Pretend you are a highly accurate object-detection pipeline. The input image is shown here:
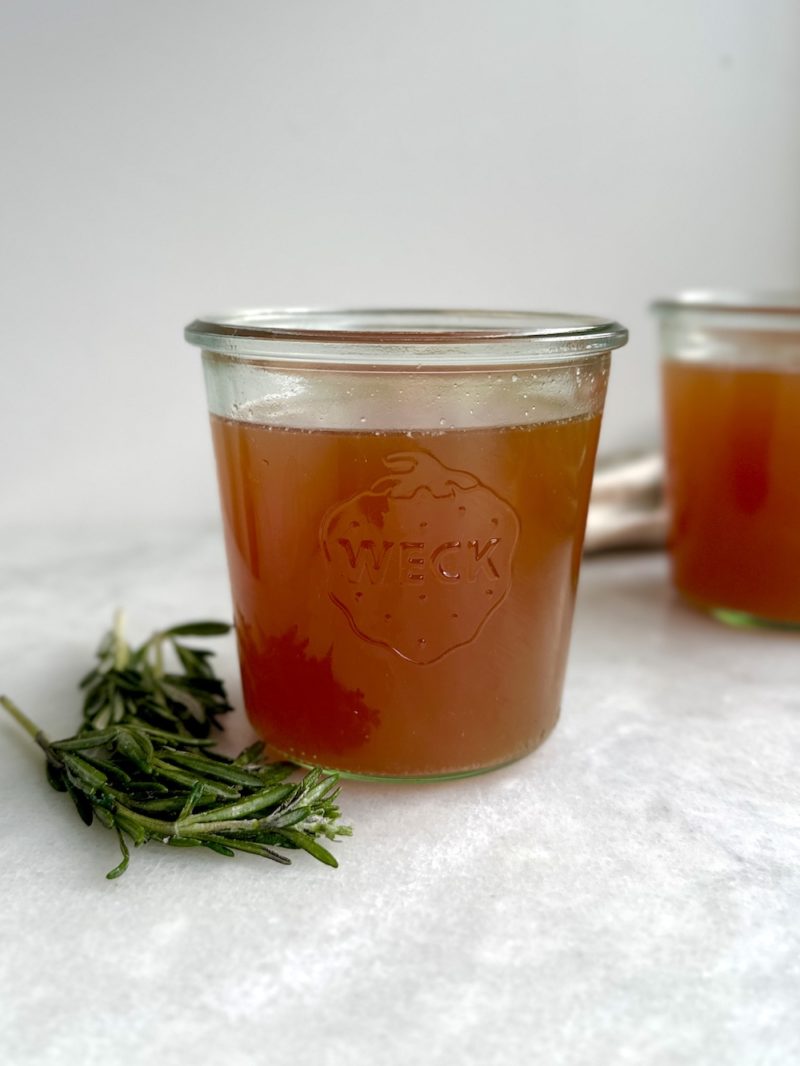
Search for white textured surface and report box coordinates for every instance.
[1,526,798,1066]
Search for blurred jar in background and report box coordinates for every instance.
[654,292,800,628]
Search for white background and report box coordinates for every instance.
[1,0,799,528]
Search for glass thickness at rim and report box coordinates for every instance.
[185,307,628,367]
[652,291,800,339]
[652,290,800,316]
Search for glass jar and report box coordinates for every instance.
[185,309,628,778]
[654,292,800,628]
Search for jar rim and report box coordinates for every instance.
[652,290,800,316]
[184,307,628,366]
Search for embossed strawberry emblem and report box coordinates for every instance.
[321,451,519,664]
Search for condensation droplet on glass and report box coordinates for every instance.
[439,418,446,427]
[359,416,366,424]
[511,374,519,383]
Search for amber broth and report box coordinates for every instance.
[210,414,601,776]
[663,361,800,624]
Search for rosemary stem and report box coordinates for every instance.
[153,638,165,677]
[176,817,266,835]
[1,695,46,742]
[114,802,179,838]
[112,609,129,670]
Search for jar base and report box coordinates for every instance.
[263,714,559,782]
[264,748,533,782]
[709,606,800,632]
[678,592,800,632]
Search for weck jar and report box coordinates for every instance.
[185,309,628,778]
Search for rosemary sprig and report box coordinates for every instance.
[1,614,350,878]
[80,611,234,736]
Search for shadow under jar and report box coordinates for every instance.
[655,292,800,629]
[185,309,628,779]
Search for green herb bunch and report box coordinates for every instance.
[1,613,350,879]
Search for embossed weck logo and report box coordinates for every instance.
[321,452,519,664]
